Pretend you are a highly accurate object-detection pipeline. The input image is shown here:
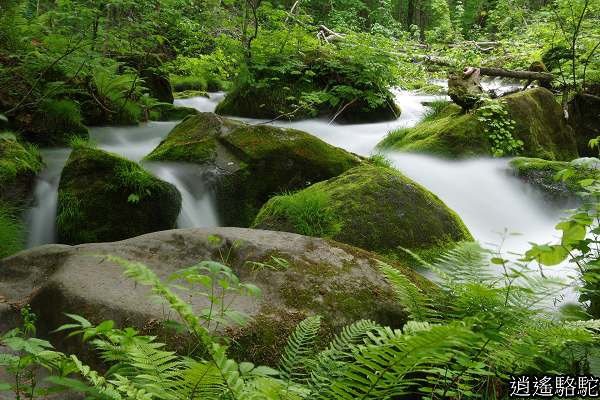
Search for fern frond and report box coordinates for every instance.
[310,320,380,394]
[377,261,433,321]
[316,323,477,400]
[279,315,322,382]
[432,242,493,286]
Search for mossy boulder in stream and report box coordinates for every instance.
[145,113,361,226]
[510,157,600,199]
[215,84,400,123]
[149,103,199,121]
[57,147,181,244]
[253,164,472,262]
[378,88,578,160]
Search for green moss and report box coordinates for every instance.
[173,90,209,99]
[378,88,578,160]
[254,190,342,238]
[57,147,182,244]
[377,104,488,157]
[254,164,472,260]
[144,113,240,163]
[0,201,25,259]
[149,103,199,121]
[510,157,600,196]
[0,134,42,187]
[0,134,43,207]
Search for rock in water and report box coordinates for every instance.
[448,67,484,111]
[253,164,472,262]
[378,88,578,160]
[145,113,361,226]
[56,147,181,244]
[510,156,600,199]
[0,227,433,366]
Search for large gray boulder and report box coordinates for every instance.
[0,228,433,366]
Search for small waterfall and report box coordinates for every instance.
[25,148,71,247]
[146,163,220,228]
[174,92,226,112]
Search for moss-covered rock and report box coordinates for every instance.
[145,113,361,226]
[378,88,578,160]
[253,164,472,262]
[57,147,181,244]
[510,156,600,198]
[149,103,199,121]
[0,133,43,206]
[215,82,400,123]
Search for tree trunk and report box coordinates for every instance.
[478,67,554,82]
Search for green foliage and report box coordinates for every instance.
[475,98,523,157]
[0,133,42,185]
[253,189,342,238]
[279,315,322,381]
[367,153,394,168]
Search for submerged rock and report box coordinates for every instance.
[0,227,433,366]
[145,113,361,226]
[378,88,578,160]
[510,156,600,199]
[253,164,472,262]
[57,147,181,244]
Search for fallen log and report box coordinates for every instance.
[478,67,554,81]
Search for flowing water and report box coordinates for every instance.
[24,88,578,305]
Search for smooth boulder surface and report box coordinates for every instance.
[0,227,433,366]
[510,156,600,199]
[378,88,578,160]
[145,113,361,226]
[57,147,181,244]
[253,164,473,262]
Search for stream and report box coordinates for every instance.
[24,85,577,304]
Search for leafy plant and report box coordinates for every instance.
[476,98,523,157]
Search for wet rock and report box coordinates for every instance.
[145,113,361,226]
[253,164,472,263]
[56,147,181,244]
[378,88,578,160]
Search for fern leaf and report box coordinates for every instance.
[279,315,322,382]
[377,261,432,321]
